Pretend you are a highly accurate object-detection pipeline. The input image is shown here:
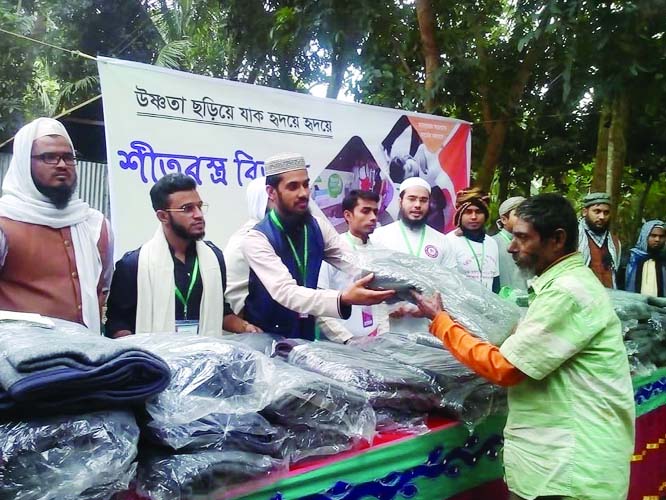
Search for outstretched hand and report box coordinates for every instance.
[341,273,396,306]
[411,291,443,320]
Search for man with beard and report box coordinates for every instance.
[578,192,621,288]
[445,187,500,291]
[317,190,390,343]
[492,196,531,293]
[0,118,112,333]
[372,177,455,331]
[625,220,666,297]
[105,173,258,337]
[413,193,634,500]
[242,153,394,339]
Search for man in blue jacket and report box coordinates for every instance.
[625,219,665,297]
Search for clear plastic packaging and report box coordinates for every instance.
[355,333,506,426]
[609,289,666,374]
[0,317,170,415]
[351,250,522,346]
[0,410,139,500]
[136,449,286,500]
[275,338,443,414]
[124,333,375,462]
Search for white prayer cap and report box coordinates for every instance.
[399,176,431,195]
[34,118,71,141]
[498,196,526,216]
[264,152,307,177]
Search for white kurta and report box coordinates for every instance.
[444,231,499,290]
[317,232,389,342]
[372,220,455,333]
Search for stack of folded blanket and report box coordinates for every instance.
[128,334,375,464]
[0,318,171,415]
[275,338,444,417]
[356,334,506,425]
[136,449,286,500]
[0,410,139,500]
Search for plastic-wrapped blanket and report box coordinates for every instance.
[136,449,285,500]
[275,339,443,414]
[355,250,522,345]
[125,334,375,462]
[609,290,666,374]
[0,318,170,415]
[0,410,139,500]
[355,334,506,425]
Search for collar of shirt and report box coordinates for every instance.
[530,252,584,295]
[345,231,370,248]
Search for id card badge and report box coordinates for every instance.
[175,320,199,335]
[361,306,374,328]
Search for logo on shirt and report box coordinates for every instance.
[424,244,439,258]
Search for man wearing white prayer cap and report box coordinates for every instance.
[0,117,113,333]
[492,195,531,292]
[242,152,395,339]
[372,175,456,331]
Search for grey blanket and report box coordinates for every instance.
[0,318,170,414]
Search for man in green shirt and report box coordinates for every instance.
[414,193,635,500]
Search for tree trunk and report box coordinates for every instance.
[497,162,509,205]
[591,101,611,192]
[327,49,347,99]
[415,0,439,114]
[608,91,629,219]
[635,177,654,227]
[477,119,508,190]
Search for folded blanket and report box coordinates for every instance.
[0,318,171,415]
[0,410,139,500]
[136,449,285,500]
[130,334,375,462]
[276,339,443,413]
[353,250,523,345]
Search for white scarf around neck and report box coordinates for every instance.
[136,226,224,336]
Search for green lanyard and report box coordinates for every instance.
[269,210,309,283]
[399,221,426,257]
[464,237,485,279]
[499,230,512,244]
[174,256,199,319]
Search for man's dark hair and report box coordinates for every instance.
[515,193,579,253]
[150,173,197,211]
[266,174,283,189]
[342,190,380,212]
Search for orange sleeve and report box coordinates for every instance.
[430,312,525,387]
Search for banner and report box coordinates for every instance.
[97,57,471,260]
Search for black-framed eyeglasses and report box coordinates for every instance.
[31,152,77,166]
[164,202,209,215]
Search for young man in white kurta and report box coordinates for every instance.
[317,190,389,343]
[445,231,500,289]
[371,177,455,332]
[446,187,499,291]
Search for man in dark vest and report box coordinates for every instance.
[242,152,394,339]
[578,192,621,288]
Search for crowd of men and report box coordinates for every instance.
[2,117,663,499]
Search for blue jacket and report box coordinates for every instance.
[244,214,325,339]
[625,220,666,296]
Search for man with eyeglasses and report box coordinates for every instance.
[105,173,260,337]
[0,117,113,333]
